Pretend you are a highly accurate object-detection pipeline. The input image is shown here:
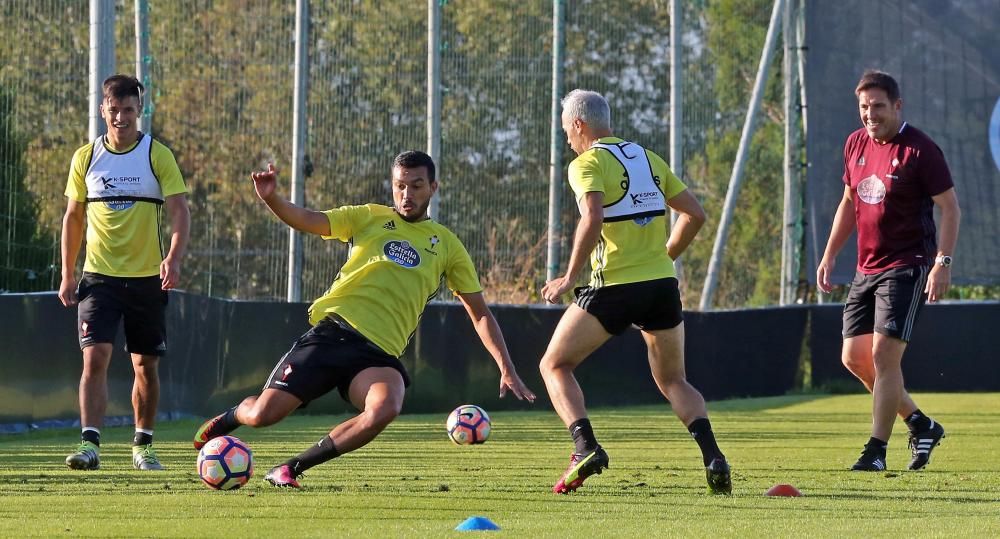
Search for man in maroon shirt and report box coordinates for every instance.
[817,70,961,472]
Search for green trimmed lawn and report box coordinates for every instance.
[1,393,998,537]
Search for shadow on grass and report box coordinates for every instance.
[705,394,836,413]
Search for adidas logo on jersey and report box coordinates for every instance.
[383,220,396,230]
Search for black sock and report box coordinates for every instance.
[866,436,888,454]
[206,405,241,437]
[904,409,932,433]
[569,418,598,454]
[283,435,340,475]
[81,429,100,446]
[133,431,153,446]
[221,405,241,430]
[687,417,724,466]
[200,405,241,441]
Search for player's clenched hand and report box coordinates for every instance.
[541,275,574,304]
[58,276,77,307]
[250,162,278,201]
[499,370,536,403]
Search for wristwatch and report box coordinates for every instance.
[934,255,952,267]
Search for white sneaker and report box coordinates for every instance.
[132,444,165,471]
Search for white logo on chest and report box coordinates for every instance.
[857,175,886,205]
[383,240,420,268]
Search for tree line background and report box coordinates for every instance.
[2,1,992,307]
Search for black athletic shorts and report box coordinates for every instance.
[76,272,168,355]
[264,316,411,406]
[843,265,929,342]
[574,277,683,335]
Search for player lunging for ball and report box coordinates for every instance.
[193,151,535,487]
[540,90,731,495]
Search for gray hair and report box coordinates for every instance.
[561,89,611,131]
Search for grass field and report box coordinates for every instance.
[2,393,999,537]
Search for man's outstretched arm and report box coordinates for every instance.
[251,162,331,236]
[457,290,536,402]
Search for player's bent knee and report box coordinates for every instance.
[360,405,399,432]
[871,354,903,373]
[539,355,572,377]
[79,368,108,381]
[841,354,859,370]
[539,359,554,376]
[656,372,688,388]
[841,348,870,372]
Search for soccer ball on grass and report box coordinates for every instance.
[197,435,253,490]
[446,404,491,445]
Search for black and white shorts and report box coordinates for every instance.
[842,265,929,342]
[574,277,683,335]
[76,272,168,355]
[264,317,410,406]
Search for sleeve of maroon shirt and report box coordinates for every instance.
[841,130,861,186]
[917,140,955,196]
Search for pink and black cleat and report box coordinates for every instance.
[552,445,610,494]
[264,464,302,488]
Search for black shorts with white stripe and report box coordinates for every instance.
[574,277,683,336]
[263,317,410,406]
[842,265,929,342]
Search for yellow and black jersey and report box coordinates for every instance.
[308,204,482,357]
[568,137,687,287]
[65,133,187,277]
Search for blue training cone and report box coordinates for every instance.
[455,516,501,531]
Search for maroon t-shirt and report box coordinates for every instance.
[842,122,953,274]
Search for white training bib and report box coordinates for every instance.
[85,133,163,211]
[591,141,666,222]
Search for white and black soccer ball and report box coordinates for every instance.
[446,404,491,445]
[197,435,254,490]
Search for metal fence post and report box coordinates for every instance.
[89,0,115,140]
[546,0,566,283]
[135,0,151,132]
[427,0,442,220]
[669,0,684,280]
[288,0,309,302]
[780,0,800,305]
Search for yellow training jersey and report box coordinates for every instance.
[568,137,687,287]
[308,204,482,357]
[65,133,187,277]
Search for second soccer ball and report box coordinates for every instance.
[446,404,491,445]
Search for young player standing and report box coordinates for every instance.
[60,75,190,471]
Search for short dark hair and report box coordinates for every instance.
[855,70,900,102]
[392,150,436,181]
[102,74,144,103]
